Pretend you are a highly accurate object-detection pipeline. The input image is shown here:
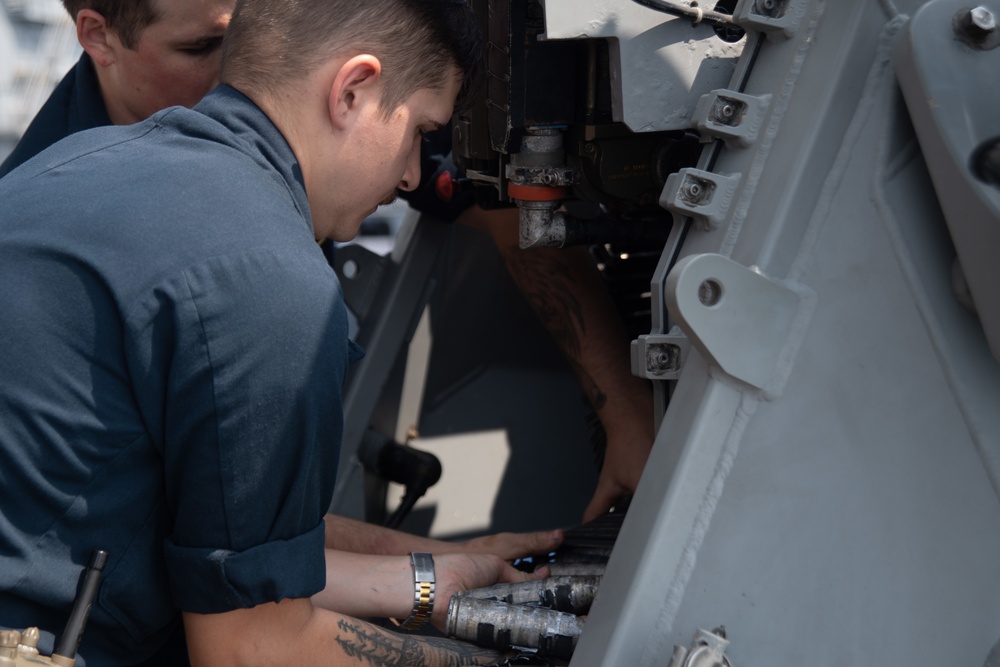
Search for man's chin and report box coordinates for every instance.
[342,219,366,242]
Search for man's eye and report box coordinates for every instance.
[180,39,223,55]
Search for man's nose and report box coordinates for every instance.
[397,143,422,192]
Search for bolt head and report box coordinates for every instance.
[646,344,680,374]
[755,0,778,14]
[971,6,996,32]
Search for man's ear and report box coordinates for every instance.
[328,55,383,131]
[77,9,120,67]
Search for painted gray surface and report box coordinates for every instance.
[572,1,1000,665]
[893,0,1000,360]
[542,0,745,132]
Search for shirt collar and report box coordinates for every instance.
[192,85,312,227]
[70,52,113,134]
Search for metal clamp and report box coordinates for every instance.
[692,90,772,149]
[660,168,742,230]
[733,0,808,39]
[632,328,691,381]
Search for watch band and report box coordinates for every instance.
[397,552,435,631]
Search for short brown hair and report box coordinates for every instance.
[62,0,160,49]
[220,0,484,117]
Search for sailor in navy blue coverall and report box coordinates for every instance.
[0,3,569,663]
[0,85,358,664]
[1,0,658,529]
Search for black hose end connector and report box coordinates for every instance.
[359,430,442,529]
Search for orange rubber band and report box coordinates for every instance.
[506,183,567,201]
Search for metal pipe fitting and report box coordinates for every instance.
[456,575,601,616]
[446,596,584,661]
[519,206,566,249]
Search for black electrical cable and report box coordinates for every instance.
[630,0,742,29]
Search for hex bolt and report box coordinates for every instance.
[646,345,679,374]
[971,6,997,32]
[680,177,714,206]
[756,0,779,16]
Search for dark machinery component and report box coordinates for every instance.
[358,429,441,529]
[452,0,705,248]
[536,508,622,576]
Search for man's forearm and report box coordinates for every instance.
[458,205,655,520]
[332,616,501,666]
[311,550,412,619]
[323,512,563,561]
[482,217,652,428]
[323,514,453,554]
[184,598,503,667]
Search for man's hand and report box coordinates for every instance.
[583,420,653,523]
[457,529,563,561]
[430,553,548,630]
[311,550,550,631]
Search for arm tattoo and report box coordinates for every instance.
[504,249,607,410]
[505,249,585,358]
[334,618,503,666]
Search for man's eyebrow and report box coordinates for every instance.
[173,34,224,49]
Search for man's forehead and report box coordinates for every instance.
[149,0,233,32]
[412,69,462,114]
